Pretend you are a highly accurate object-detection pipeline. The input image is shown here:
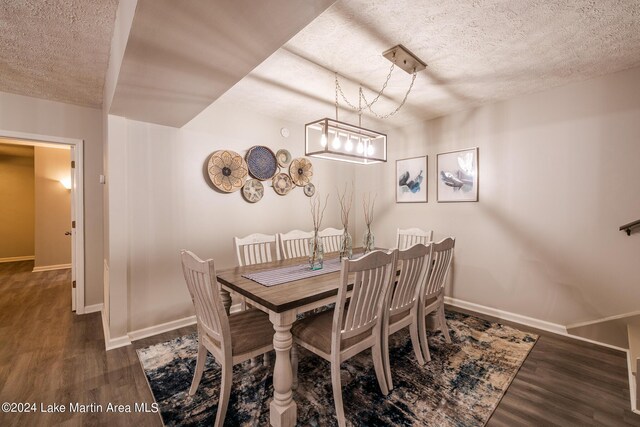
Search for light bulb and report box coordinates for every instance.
[332,134,341,149]
[345,137,354,152]
[320,133,327,147]
[367,144,375,156]
[356,140,364,154]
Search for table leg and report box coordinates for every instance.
[269,311,297,427]
[220,288,232,315]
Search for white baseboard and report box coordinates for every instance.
[0,255,35,263]
[32,263,72,272]
[84,303,103,314]
[444,296,628,352]
[101,309,132,351]
[128,315,197,342]
[566,310,640,330]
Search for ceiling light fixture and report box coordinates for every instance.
[306,45,426,164]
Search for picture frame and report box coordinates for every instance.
[396,156,428,203]
[436,147,479,202]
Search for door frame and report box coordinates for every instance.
[0,129,86,314]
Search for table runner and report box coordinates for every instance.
[243,257,342,287]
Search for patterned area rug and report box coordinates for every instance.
[137,311,537,426]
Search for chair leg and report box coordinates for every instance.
[409,320,426,366]
[418,310,432,363]
[331,361,346,427]
[263,351,271,367]
[438,303,452,343]
[291,344,298,390]
[381,329,393,391]
[214,361,233,427]
[250,357,258,367]
[189,341,207,395]
[372,341,390,395]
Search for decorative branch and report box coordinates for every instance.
[336,182,354,230]
[310,192,329,233]
[362,193,377,227]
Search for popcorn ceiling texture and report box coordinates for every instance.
[220,0,640,128]
[0,0,118,108]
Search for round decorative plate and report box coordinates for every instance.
[246,146,278,180]
[207,150,248,193]
[303,182,315,197]
[242,179,264,203]
[272,173,294,196]
[276,149,292,167]
[289,157,313,187]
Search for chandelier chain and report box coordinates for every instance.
[333,52,416,120]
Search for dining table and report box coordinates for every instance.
[215,252,358,427]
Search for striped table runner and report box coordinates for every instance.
[243,257,342,287]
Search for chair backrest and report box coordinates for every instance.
[390,243,432,317]
[333,249,398,348]
[180,250,231,351]
[396,227,433,250]
[423,237,455,298]
[319,227,344,253]
[278,229,314,259]
[234,233,280,266]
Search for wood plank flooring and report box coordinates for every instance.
[0,261,637,426]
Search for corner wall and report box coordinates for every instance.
[356,66,640,326]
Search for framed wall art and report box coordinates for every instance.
[396,156,427,203]
[436,147,479,202]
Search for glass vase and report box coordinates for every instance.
[308,233,324,270]
[363,226,375,253]
[339,230,353,260]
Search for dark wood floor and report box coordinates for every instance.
[0,261,637,426]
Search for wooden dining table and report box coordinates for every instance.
[216,253,351,427]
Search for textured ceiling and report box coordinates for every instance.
[0,0,118,108]
[217,0,640,129]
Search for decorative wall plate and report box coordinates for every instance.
[242,179,264,203]
[276,149,292,167]
[208,150,248,193]
[289,157,313,187]
[303,182,315,197]
[246,146,278,180]
[272,173,294,195]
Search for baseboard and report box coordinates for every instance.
[84,303,103,314]
[128,315,197,342]
[0,255,35,263]
[566,310,640,330]
[101,309,132,351]
[32,263,72,272]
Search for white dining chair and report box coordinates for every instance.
[381,243,432,391]
[396,227,433,250]
[180,250,274,427]
[292,249,398,427]
[418,237,455,362]
[319,227,344,253]
[278,229,314,259]
[234,233,280,266]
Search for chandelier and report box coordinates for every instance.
[305,45,426,164]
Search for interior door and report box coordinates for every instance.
[70,146,76,312]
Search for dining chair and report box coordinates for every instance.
[278,229,314,259]
[292,249,398,426]
[319,227,344,253]
[180,250,274,427]
[381,243,432,391]
[233,233,279,366]
[396,227,433,250]
[418,237,455,362]
[234,232,280,266]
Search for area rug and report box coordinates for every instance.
[137,311,537,426]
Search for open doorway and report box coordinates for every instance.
[0,131,85,313]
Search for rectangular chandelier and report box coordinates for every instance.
[305,118,387,164]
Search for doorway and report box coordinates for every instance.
[0,130,85,314]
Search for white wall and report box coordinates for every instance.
[107,101,355,334]
[0,149,34,259]
[357,66,640,326]
[0,92,104,306]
